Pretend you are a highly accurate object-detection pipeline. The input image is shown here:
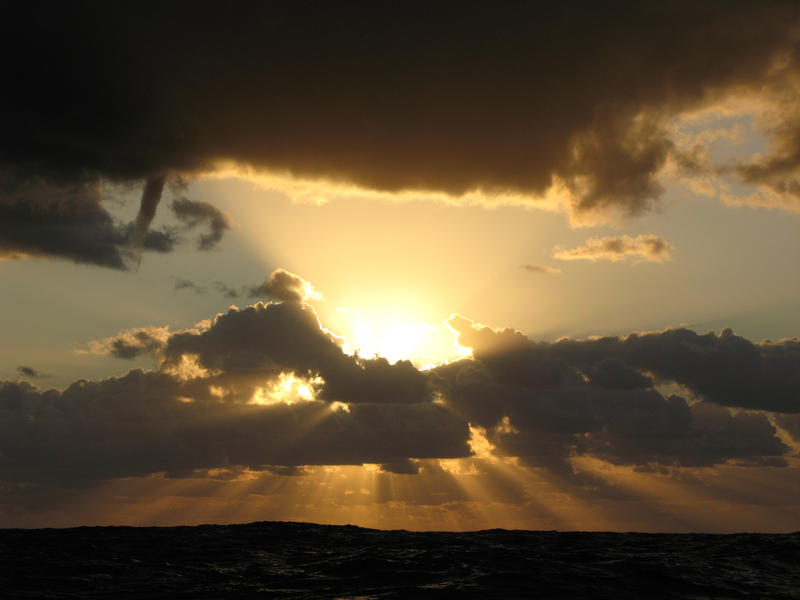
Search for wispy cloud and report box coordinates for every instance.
[16,366,48,379]
[553,234,672,263]
[522,264,562,274]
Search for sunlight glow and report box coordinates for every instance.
[334,306,468,367]
[165,353,212,381]
[352,319,435,364]
[201,162,568,213]
[467,425,496,459]
[250,372,323,406]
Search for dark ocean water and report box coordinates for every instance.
[1,522,799,599]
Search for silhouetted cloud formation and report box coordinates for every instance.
[0,376,468,483]
[439,317,791,471]
[553,234,672,262]
[0,301,468,483]
[0,179,176,268]
[1,284,796,485]
[448,317,800,413]
[3,2,800,226]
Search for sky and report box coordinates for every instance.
[1,2,799,532]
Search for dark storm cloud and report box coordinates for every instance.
[448,318,800,413]
[170,198,232,250]
[16,366,47,379]
[2,2,799,222]
[0,179,176,269]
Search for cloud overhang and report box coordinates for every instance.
[4,2,800,267]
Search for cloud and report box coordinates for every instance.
[447,317,800,413]
[553,329,800,413]
[0,178,176,268]
[174,269,317,301]
[87,326,170,360]
[130,176,166,257]
[436,317,791,471]
[0,298,470,483]
[0,375,470,484]
[522,264,561,274]
[729,82,800,211]
[553,234,672,262]
[16,366,47,379]
[446,380,787,471]
[3,281,796,487]
[170,198,233,250]
[162,301,428,405]
[173,279,241,298]
[173,278,204,293]
[774,414,800,446]
[3,3,800,226]
[247,269,318,303]
[0,175,235,269]
[379,460,420,475]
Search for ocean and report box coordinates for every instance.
[2,521,799,598]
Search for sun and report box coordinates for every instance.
[352,320,434,364]
[333,307,469,367]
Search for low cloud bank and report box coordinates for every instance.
[3,279,797,485]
